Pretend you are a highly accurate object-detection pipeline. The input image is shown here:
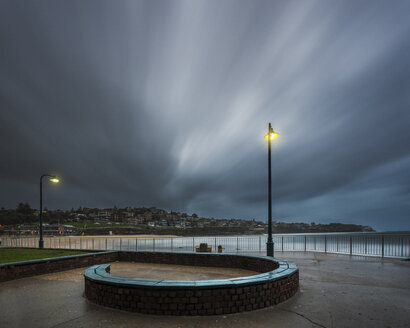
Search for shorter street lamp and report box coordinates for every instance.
[39,174,59,248]
[265,123,279,257]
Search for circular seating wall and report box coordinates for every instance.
[84,251,299,315]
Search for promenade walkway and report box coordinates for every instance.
[0,252,409,328]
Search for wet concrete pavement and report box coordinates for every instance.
[109,262,258,280]
[0,252,409,328]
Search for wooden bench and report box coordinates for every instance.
[195,243,212,252]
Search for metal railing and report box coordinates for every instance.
[1,232,409,259]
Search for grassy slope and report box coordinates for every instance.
[0,248,90,264]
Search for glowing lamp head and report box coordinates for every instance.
[264,130,279,141]
[49,177,59,183]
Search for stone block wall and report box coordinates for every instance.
[0,251,118,282]
[118,251,279,273]
[85,270,299,315]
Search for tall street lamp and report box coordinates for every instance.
[265,123,278,257]
[39,174,59,248]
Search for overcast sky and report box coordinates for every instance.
[1,0,409,231]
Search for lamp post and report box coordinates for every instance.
[265,123,278,257]
[39,174,59,248]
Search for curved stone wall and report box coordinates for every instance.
[84,252,299,315]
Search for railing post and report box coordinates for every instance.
[105,238,108,250]
[153,238,155,252]
[192,237,195,252]
[92,238,95,250]
[401,237,404,258]
[80,238,82,250]
[324,235,327,253]
[215,237,217,253]
[69,238,71,249]
[259,236,261,253]
[304,235,307,252]
[236,237,239,252]
[171,238,173,252]
[120,238,122,250]
[349,236,352,255]
[136,238,138,252]
[381,235,384,258]
[282,236,284,252]
[364,236,367,255]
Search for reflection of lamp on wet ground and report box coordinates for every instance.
[39,174,59,248]
[265,123,278,257]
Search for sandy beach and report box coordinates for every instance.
[67,234,178,239]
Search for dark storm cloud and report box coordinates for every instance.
[1,0,409,230]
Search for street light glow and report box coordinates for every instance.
[264,131,279,140]
[49,177,59,183]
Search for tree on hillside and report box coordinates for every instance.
[16,202,33,215]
